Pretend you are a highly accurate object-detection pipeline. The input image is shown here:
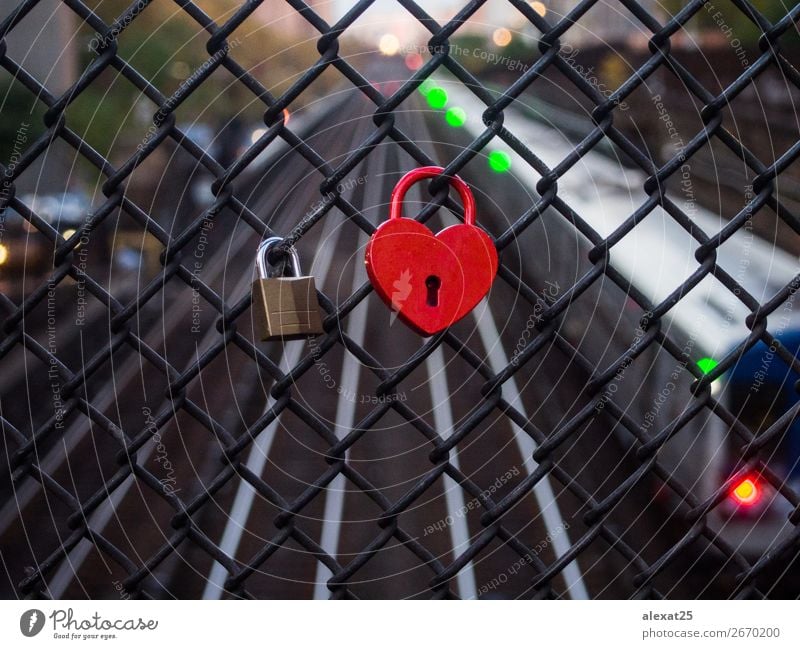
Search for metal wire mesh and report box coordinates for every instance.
[2,0,800,599]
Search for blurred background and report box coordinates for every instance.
[2,1,800,599]
[2,0,798,291]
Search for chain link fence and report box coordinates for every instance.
[2,0,800,599]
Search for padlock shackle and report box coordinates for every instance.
[256,237,302,279]
[389,166,476,226]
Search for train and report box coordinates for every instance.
[442,79,800,557]
[664,278,800,555]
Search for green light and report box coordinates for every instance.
[426,87,448,110]
[488,150,512,173]
[445,107,466,127]
[697,358,719,375]
[418,79,436,96]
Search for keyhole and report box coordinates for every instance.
[426,275,441,307]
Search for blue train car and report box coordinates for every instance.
[724,327,800,503]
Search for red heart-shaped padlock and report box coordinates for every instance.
[365,167,498,336]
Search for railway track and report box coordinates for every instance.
[4,59,779,599]
[0,94,364,597]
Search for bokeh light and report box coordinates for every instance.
[250,128,266,144]
[731,477,761,507]
[426,87,448,109]
[405,52,423,70]
[418,79,436,96]
[379,33,400,56]
[492,28,512,47]
[488,150,512,173]
[445,107,467,127]
[696,357,718,375]
[529,1,547,17]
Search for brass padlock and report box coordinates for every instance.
[251,237,324,340]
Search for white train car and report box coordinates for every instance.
[447,82,800,555]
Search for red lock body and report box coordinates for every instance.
[365,166,498,336]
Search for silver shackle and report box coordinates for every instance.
[256,237,302,279]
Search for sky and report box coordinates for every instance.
[329,0,515,41]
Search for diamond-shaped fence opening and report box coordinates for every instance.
[1,0,800,600]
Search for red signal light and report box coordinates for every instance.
[405,52,423,70]
[730,476,761,507]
